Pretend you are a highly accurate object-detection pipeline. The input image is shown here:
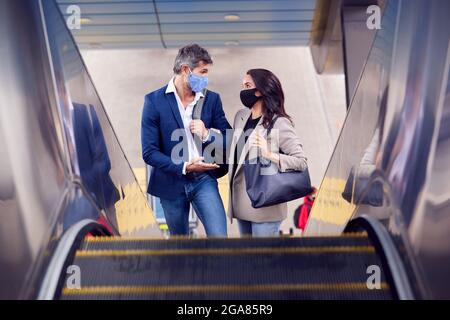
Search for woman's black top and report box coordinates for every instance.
[232,115,261,179]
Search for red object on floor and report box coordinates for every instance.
[298,195,314,231]
[85,214,114,239]
[96,214,114,234]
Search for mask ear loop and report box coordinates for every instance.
[183,65,192,78]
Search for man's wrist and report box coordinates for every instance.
[202,128,210,142]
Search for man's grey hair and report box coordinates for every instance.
[173,44,213,74]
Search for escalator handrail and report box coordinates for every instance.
[346,215,415,300]
[37,219,110,300]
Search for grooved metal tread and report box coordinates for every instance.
[60,233,393,300]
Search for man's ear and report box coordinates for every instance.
[181,64,190,75]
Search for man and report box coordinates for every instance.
[141,44,231,237]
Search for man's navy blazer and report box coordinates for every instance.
[141,85,231,200]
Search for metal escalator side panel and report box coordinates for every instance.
[0,0,73,299]
[305,0,400,237]
[39,0,160,236]
[305,0,450,299]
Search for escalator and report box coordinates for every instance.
[3,0,449,301]
[42,0,410,301]
[55,226,397,300]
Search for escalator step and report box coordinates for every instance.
[67,246,382,287]
[79,233,371,251]
[61,282,391,300]
[60,238,392,300]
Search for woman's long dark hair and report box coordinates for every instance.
[247,68,292,128]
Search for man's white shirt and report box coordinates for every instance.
[165,77,209,174]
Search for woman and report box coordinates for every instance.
[228,68,308,237]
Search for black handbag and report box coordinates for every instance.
[342,165,384,207]
[243,118,312,209]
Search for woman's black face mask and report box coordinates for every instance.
[240,88,261,109]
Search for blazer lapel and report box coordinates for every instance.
[230,110,266,180]
[229,110,249,181]
[165,92,184,129]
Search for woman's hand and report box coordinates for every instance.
[250,132,280,164]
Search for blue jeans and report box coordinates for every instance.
[237,219,281,237]
[160,173,227,237]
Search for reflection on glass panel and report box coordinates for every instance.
[305,0,398,235]
[41,0,158,236]
[307,0,450,298]
[408,70,450,299]
[375,0,450,298]
[0,0,70,299]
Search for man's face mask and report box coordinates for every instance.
[188,68,208,93]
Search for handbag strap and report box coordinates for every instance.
[266,115,280,138]
[191,89,207,157]
[192,89,208,120]
[255,115,279,163]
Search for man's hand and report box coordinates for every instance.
[190,120,209,140]
[186,157,219,173]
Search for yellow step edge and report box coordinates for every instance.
[75,246,376,257]
[83,232,368,243]
[62,282,389,296]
